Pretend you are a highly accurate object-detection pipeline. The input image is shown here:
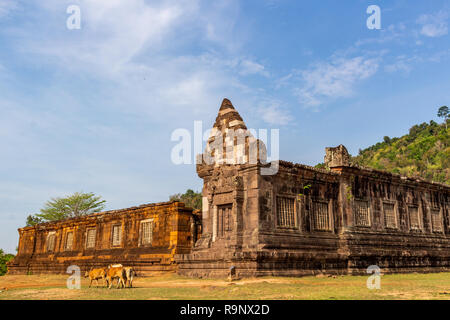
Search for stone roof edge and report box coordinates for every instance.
[19,200,190,231]
[346,164,450,189]
[278,160,449,189]
[278,160,338,175]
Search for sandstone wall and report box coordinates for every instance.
[8,201,200,276]
[177,160,449,278]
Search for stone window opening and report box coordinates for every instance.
[64,232,74,251]
[276,196,296,228]
[312,201,331,231]
[354,200,371,227]
[217,204,232,238]
[46,231,56,252]
[85,228,96,249]
[431,208,443,233]
[111,224,122,247]
[140,219,154,246]
[383,202,397,229]
[408,206,421,231]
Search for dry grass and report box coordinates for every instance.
[1,272,450,300]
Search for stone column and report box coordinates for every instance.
[212,205,218,242]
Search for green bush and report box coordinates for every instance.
[169,189,202,211]
[0,249,14,276]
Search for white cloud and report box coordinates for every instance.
[384,60,411,73]
[200,0,243,51]
[256,100,292,126]
[7,1,249,117]
[384,55,422,74]
[428,49,450,63]
[417,11,448,38]
[31,0,190,75]
[239,59,269,77]
[355,23,407,46]
[1,0,282,128]
[295,56,379,107]
[0,0,17,18]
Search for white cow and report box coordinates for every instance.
[108,264,136,288]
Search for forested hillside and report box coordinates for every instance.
[351,116,449,185]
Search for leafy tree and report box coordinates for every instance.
[438,106,449,129]
[27,192,106,225]
[170,189,202,211]
[26,214,43,227]
[0,249,14,276]
[437,106,449,119]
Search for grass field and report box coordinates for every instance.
[1,272,450,300]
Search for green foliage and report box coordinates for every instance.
[297,184,311,201]
[315,163,328,170]
[26,214,43,227]
[0,249,14,276]
[346,186,353,202]
[352,117,449,185]
[169,189,202,211]
[437,106,449,119]
[27,192,106,225]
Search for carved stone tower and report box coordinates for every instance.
[176,98,263,277]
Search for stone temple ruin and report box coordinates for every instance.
[8,201,201,275]
[8,98,450,278]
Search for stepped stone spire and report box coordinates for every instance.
[201,98,265,167]
[213,98,247,132]
[219,98,234,111]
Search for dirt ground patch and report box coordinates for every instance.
[6,288,82,300]
[1,272,450,300]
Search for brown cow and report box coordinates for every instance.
[105,266,126,289]
[108,264,136,288]
[84,268,107,288]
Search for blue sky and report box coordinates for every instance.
[0,0,449,253]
